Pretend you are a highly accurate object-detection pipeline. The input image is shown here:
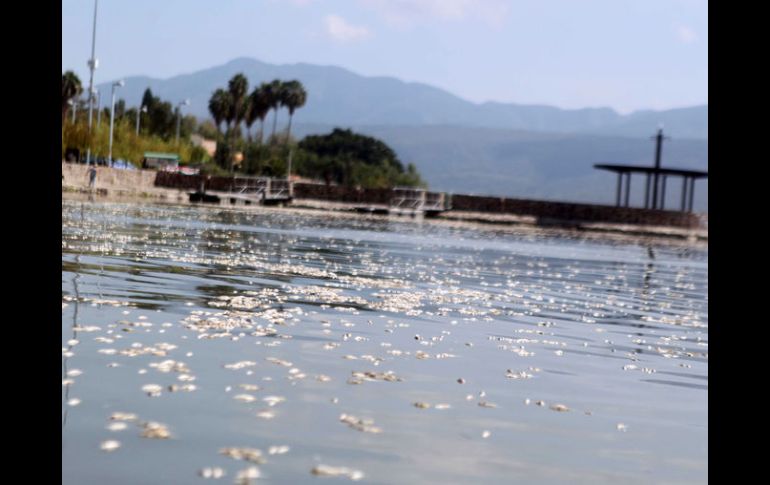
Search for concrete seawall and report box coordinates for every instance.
[62,162,187,201]
[61,163,706,237]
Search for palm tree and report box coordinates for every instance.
[62,71,83,125]
[280,80,307,144]
[209,88,232,170]
[227,74,250,173]
[208,88,230,138]
[264,79,283,141]
[227,74,249,133]
[248,85,272,146]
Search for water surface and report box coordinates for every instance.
[62,199,707,484]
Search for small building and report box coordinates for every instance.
[142,152,179,171]
[190,135,217,157]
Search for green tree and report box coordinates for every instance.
[62,71,83,125]
[297,128,424,188]
[249,84,272,145]
[264,79,283,140]
[280,80,307,144]
[208,88,230,137]
[226,74,249,172]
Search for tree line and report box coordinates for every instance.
[63,70,424,188]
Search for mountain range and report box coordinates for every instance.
[95,57,708,210]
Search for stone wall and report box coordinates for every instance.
[449,194,700,228]
[62,162,158,190]
[148,170,701,228]
[292,183,392,204]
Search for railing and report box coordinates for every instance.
[390,188,448,212]
[229,177,291,200]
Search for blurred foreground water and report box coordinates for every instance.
[62,198,707,484]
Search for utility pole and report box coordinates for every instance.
[85,0,99,166]
[650,126,669,210]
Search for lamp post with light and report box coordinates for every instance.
[175,99,190,144]
[108,79,125,166]
[136,105,148,135]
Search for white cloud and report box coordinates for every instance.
[324,14,371,42]
[360,0,509,28]
[676,25,698,44]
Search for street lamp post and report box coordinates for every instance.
[108,80,125,166]
[85,0,99,166]
[94,88,101,128]
[136,105,148,135]
[175,99,190,144]
[70,99,77,123]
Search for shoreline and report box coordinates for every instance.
[62,189,707,248]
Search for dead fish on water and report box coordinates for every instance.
[349,370,402,382]
[311,465,364,481]
[100,440,121,452]
[141,421,171,439]
[478,401,498,408]
[220,447,265,464]
[234,466,261,484]
[141,384,163,397]
[340,414,382,433]
[198,467,225,479]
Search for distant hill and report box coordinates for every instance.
[291,123,708,211]
[95,58,708,211]
[96,57,708,140]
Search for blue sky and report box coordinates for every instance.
[62,0,707,114]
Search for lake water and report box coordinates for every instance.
[62,198,708,484]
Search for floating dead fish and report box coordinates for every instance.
[478,401,497,408]
[67,398,81,407]
[234,466,260,483]
[149,360,190,373]
[550,404,569,412]
[224,361,257,370]
[505,370,533,380]
[256,410,275,420]
[167,384,197,393]
[413,402,431,409]
[350,371,402,382]
[141,384,163,397]
[340,414,382,433]
[268,445,290,455]
[110,412,138,422]
[263,396,286,407]
[265,357,292,367]
[617,423,628,432]
[234,394,256,403]
[311,465,364,481]
[220,447,265,464]
[141,421,171,439]
[482,430,491,439]
[100,440,121,452]
[107,422,127,432]
[239,384,260,391]
[199,467,225,479]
